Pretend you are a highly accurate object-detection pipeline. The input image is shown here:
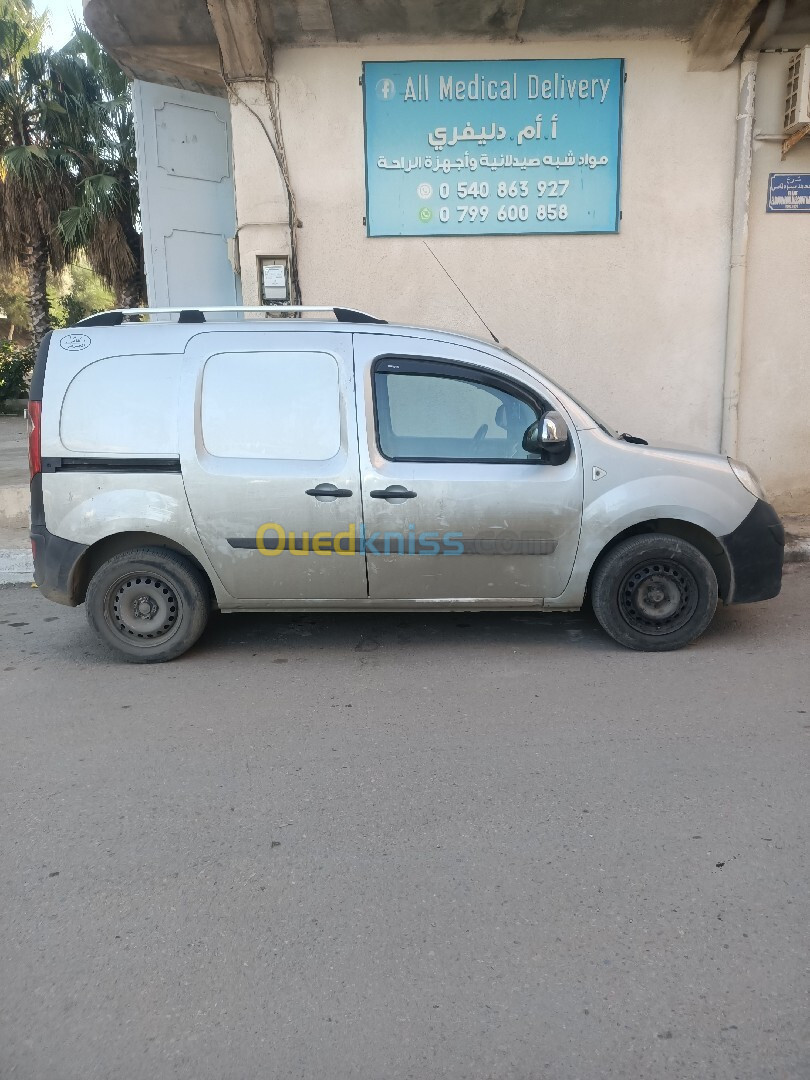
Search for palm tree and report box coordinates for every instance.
[55,26,144,308]
[0,1,74,344]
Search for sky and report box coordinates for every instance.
[35,0,83,50]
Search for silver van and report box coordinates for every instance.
[28,305,784,661]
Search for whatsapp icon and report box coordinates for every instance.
[418,207,433,223]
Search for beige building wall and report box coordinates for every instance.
[229,38,807,511]
[739,44,810,513]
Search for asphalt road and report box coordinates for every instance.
[1,569,809,1080]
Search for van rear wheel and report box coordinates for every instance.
[591,534,718,651]
[86,547,210,663]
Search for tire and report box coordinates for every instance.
[85,547,211,663]
[591,534,718,652]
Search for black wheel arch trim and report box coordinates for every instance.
[588,502,784,607]
[32,529,220,608]
[30,527,89,606]
[586,518,732,603]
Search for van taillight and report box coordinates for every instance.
[28,401,41,479]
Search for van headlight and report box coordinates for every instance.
[729,458,766,500]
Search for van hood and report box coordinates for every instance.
[617,435,733,473]
[645,438,720,456]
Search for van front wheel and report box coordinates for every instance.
[591,535,718,651]
[86,547,211,663]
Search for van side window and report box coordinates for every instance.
[60,355,181,454]
[201,351,341,460]
[373,360,542,463]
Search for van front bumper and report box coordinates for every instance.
[30,527,88,606]
[720,499,784,604]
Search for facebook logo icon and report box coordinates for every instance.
[376,78,396,101]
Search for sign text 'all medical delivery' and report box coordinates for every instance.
[395,70,614,104]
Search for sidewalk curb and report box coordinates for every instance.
[0,486,28,527]
[0,548,33,584]
[785,535,810,563]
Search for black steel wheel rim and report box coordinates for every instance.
[106,572,182,648]
[618,559,699,637]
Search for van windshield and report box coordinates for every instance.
[503,347,619,439]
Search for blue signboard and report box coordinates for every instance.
[767,173,810,211]
[363,59,623,237]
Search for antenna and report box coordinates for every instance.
[422,242,499,344]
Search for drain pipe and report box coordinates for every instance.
[720,0,785,455]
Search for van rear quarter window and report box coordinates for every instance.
[59,355,181,454]
[200,350,341,460]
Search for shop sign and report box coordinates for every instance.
[363,59,623,236]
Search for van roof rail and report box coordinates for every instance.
[74,305,387,327]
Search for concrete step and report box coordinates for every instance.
[0,485,29,527]
[786,536,810,562]
[0,416,29,489]
[0,547,33,584]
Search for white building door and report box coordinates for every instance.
[132,81,241,308]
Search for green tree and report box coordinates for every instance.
[0,338,34,402]
[0,0,74,344]
[56,25,144,308]
[0,265,29,338]
[48,262,114,326]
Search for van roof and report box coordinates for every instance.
[74,305,386,327]
[65,305,500,350]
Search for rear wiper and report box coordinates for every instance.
[620,433,648,445]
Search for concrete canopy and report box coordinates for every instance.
[82,0,810,87]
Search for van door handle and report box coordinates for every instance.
[305,484,353,500]
[370,486,417,500]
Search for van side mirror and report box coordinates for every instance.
[522,410,569,453]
